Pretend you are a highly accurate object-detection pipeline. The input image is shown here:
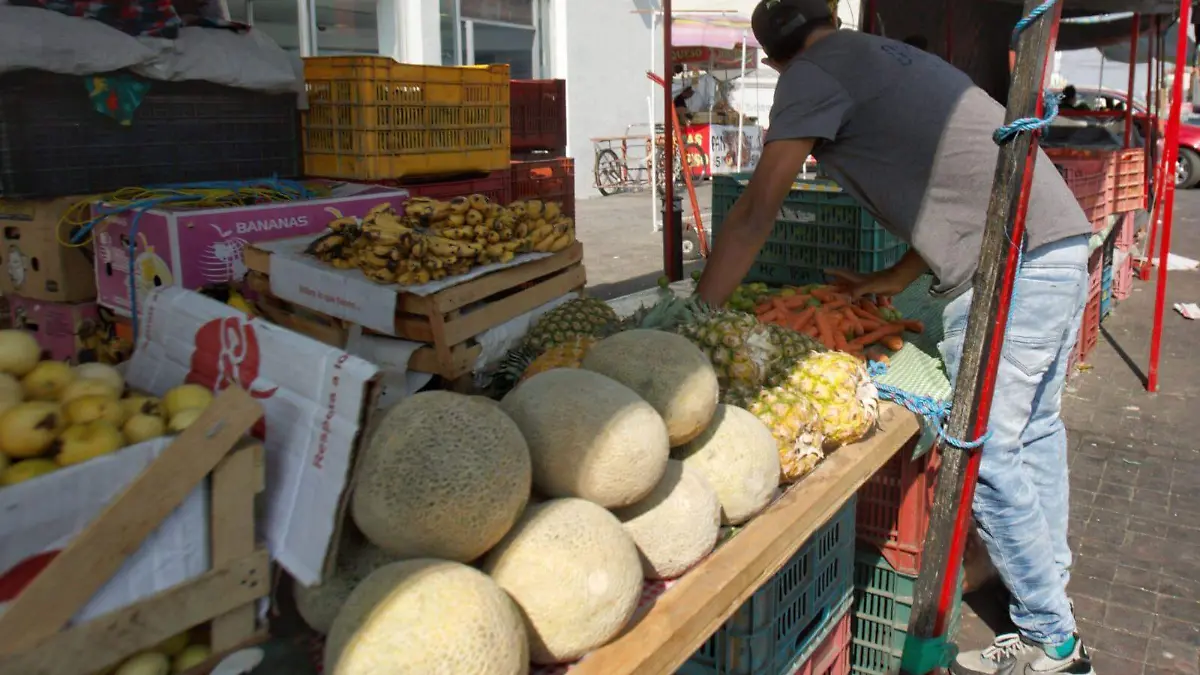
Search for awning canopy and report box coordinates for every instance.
[671,13,759,50]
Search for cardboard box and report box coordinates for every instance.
[7,296,106,363]
[92,182,410,317]
[0,198,97,303]
[129,287,380,584]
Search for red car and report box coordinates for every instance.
[1057,86,1200,189]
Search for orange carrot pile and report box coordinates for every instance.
[753,285,924,361]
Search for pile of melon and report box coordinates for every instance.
[308,329,789,674]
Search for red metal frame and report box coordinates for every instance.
[1124,15,1140,148]
[1148,0,1191,392]
[647,70,710,257]
[663,0,680,281]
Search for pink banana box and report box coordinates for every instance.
[7,295,100,363]
[91,182,410,316]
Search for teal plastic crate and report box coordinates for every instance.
[711,175,908,287]
[679,496,857,675]
[850,547,963,675]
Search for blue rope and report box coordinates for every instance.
[993,90,1061,144]
[1010,0,1058,46]
[867,361,992,450]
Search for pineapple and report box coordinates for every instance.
[764,323,824,387]
[519,336,596,382]
[786,351,880,448]
[734,386,826,482]
[674,307,780,395]
[523,297,619,354]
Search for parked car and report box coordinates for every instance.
[1054,86,1200,189]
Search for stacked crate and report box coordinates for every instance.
[300,58,515,201]
[509,80,573,216]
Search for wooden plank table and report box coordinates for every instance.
[571,402,920,675]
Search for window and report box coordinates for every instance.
[442,0,540,77]
[315,0,378,54]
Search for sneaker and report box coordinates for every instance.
[951,633,1094,675]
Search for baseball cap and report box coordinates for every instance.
[751,0,834,61]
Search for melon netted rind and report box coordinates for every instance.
[611,459,721,580]
[672,404,781,526]
[325,559,529,675]
[500,369,669,508]
[581,329,719,447]
[294,534,397,634]
[351,391,532,561]
[481,499,643,665]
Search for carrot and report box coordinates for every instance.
[866,349,890,365]
[779,293,811,309]
[848,323,906,350]
[813,310,837,349]
[900,319,925,334]
[843,307,864,335]
[791,306,817,332]
[804,325,819,338]
[772,298,791,314]
[882,335,904,351]
[758,309,781,323]
[822,298,848,312]
[833,329,850,351]
[858,298,884,317]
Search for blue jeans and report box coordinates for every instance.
[938,234,1088,647]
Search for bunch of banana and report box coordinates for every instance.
[304,205,367,267]
[510,199,576,253]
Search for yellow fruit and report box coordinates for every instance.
[172,645,211,673]
[21,360,75,401]
[0,458,58,486]
[113,652,170,675]
[0,401,65,458]
[73,362,125,394]
[0,372,24,416]
[122,395,165,420]
[59,378,120,405]
[167,408,205,433]
[64,394,126,426]
[55,420,125,467]
[154,631,191,657]
[0,330,42,377]
[124,413,167,444]
[163,384,213,418]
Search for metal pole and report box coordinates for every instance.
[737,34,747,172]
[1148,1,1191,393]
[1125,15,1140,148]
[651,11,660,234]
[663,0,683,281]
[1145,15,1156,211]
[296,0,315,56]
[902,0,1062,669]
[1146,18,1165,269]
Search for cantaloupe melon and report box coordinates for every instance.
[581,329,719,446]
[482,499,643,665]
[612,460,721,579]
[500,369,669,508]
[351,391,532,561]
[325,559,528,675]
[294,535,396,634]
[673,404,780,525]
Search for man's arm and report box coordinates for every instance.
[827,249,930,298]
[695,138,815,306]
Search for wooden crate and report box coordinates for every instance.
[0,389,270,675]
[242,243,587,380]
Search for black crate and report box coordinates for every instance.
[0,72,300,198]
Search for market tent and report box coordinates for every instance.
[671,13,760,50]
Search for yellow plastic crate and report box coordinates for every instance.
[302,57,511,181]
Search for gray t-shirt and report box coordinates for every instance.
[766,30,1091,297]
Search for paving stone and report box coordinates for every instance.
[1145,638,1200,675]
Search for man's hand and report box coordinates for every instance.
[826,268,909,298]
[826,249,930,299]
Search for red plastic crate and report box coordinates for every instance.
[1114,254,1134,300]
[378,170,513,205]
[511,79,567,154]
[1054,157,1111,231]
[511,158,576,217]
[1115,212,1134,249]
[855,439,937,577]
[791,609,851,675]
[1111,148,1146,213]
[1075,288,1101,365]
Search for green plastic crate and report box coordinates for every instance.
[711,175,908,287]
[850,548,963,675]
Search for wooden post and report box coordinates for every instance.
[901,0,1062,670]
